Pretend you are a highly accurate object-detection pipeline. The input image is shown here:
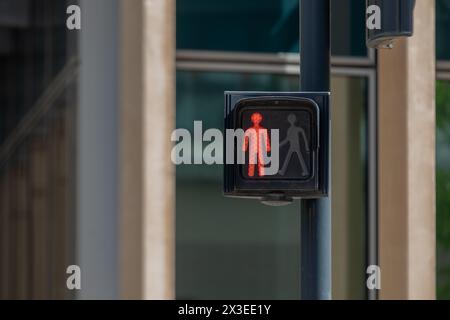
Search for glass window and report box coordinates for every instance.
[437,0,450,61]
[175,71,368,299]
[331,75,367,299]
[0,0,76,299]
[436,80,450,299]
[0,0,69,144]
[176,72,301,300]
[177,0,367,57]
[330,0,367,57]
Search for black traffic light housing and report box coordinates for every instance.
[366,0,416,48]
[224,91,330,203]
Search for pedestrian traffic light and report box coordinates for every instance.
[224,92,330,204]
[366,0,416,49]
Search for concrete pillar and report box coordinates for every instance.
[378,0,436,299]
[119,0,175,299]
[77,0,119,299]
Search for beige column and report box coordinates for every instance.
[119,0,176,299]
[378,0,436,299]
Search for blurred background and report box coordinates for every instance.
[0,0,448,300]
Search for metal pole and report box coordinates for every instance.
[299,0,331,300]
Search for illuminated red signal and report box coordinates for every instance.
[242,112,271,177]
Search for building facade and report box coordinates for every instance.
[0,0,448,300]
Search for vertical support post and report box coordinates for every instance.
[78,0,119,299]
[300,0,332,300]
[378,0,435,300]
[119,0,176,299]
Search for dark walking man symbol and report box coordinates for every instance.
[279,114,310,176]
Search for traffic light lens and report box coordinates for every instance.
[240,108,315,180]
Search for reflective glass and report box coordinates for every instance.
[177,0,367,57]
[437,0,450,61]
[436,80,450,298]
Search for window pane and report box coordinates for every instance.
[177,0,367,57]
[0,0,69,144]
[331,75,367,299]
[437,0,450,61]
[331,0,367,57]
[176,72,300,300]
[436,80,450,299]
[0,0,76,299]
[175,71,368,299]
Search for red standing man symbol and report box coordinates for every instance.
[243,112,271,177]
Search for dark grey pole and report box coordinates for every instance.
[299,0,332,300]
